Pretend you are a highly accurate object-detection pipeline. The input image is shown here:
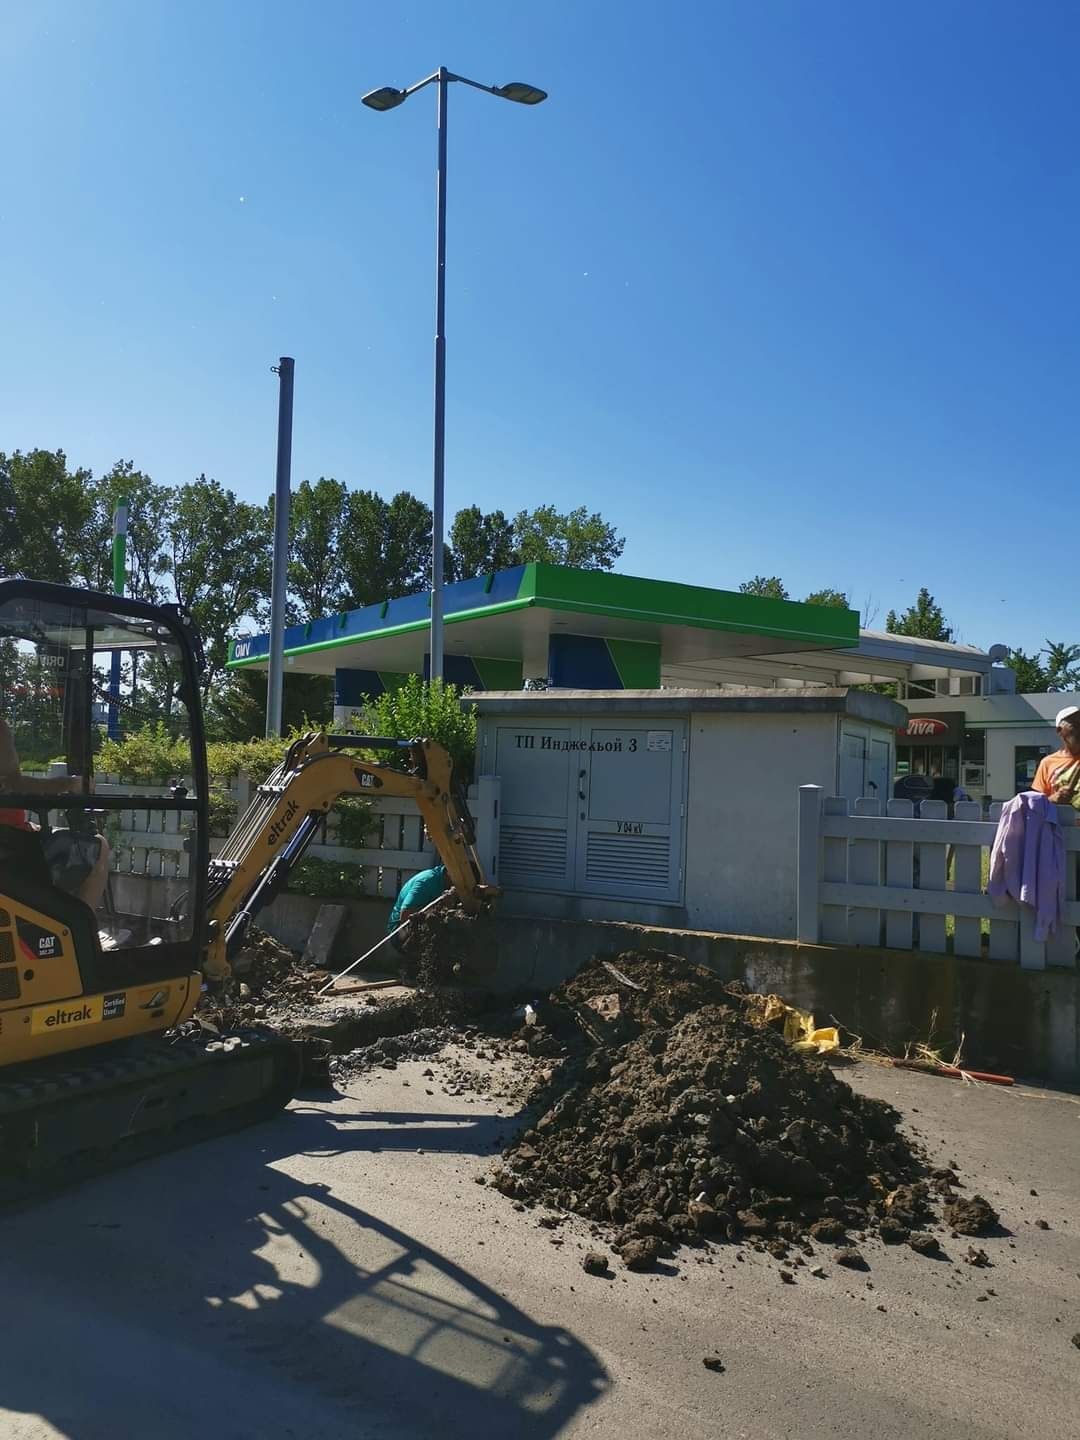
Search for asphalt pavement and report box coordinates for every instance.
[1,1050,1077,1439]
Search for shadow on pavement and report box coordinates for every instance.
[312,1101,516,1155]
[0,1103,608,1440]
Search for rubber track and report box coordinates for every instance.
[0,1028,301,1208]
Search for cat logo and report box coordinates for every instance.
[37,935,58,957]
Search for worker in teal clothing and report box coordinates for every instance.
[388,863,448,953]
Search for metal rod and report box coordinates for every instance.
[429,68,448,683]
[107,497,128,741]
[316,890,449,995]
[266,357,295,737]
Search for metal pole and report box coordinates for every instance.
[107,496,128,741]
[266,356,295,738]
[430,67,448,682]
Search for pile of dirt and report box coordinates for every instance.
[492,952,997,1263]
[197,929,328,1030]
[553,949,734,1044]
[409,904,501,988]
[329,1026,456,1084]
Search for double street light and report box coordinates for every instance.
[362,67,547,682]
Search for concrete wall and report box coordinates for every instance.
[683,711,839,938]
[470,915,1080,1090]
[111,873,391,963]
[256,892,391,958]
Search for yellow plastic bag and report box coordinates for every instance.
[747,991,840,1054]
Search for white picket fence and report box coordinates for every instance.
[797,787,1080,971]
[40,774,498,903]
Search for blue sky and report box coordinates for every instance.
[2,1,1077,652]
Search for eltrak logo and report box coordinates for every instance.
[267,799,299,847]
[46,1005,92,1026]
[30,996,104,1034]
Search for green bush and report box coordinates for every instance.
[95,725,375,843]
[206,736,292,787]
[98,723,192,783]
[286,857,368,899]
[357,674,477,780]
[335,795,376,849]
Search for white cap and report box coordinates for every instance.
[1055,705,1080,728]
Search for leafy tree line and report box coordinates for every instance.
[0,447,624,734]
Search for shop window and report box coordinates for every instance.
[1014,744,1053,794]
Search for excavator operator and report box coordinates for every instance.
[0,713,111,911]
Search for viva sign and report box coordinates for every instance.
[899,717,951,738]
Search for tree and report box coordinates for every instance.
[1006,648,1050,694]
[206,668,334,741]
[447,506,516,582]
[804,588,850,609]
[285,477,348,620]
[0,460,16,565]
[1007,641,1080,694]
[738,575,790,600]
[94,460,172,603]
[510,505,624,570]
[885,588,953,642]
[162,476,272,698]
[1044,641,1080,692]
[338,489,432,607]
[0,448,101,584]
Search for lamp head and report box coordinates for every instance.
[362,86,408,112]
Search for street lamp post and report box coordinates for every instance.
[362,69,547,682]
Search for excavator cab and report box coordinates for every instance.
[0,579,209,1060]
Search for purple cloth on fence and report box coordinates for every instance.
[987,791,1065,942]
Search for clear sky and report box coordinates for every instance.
[2,1,1077,652]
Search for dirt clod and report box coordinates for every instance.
[964,1246,991,1268]
[808,1217,846,1245]
[702,1355,726,1373]
[909,1233,940,1256]
[944,1195,999,1236]
[879,1217,910,1245]
[582,1251,611,1276]
[619,1236,662,1271]
[836,1249,868,1270]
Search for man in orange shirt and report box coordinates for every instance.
[1032,706,1080,806]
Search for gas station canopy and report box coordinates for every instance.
[227,563,1000,698]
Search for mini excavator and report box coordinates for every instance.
[0,578,492,1187]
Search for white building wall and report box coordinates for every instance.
[683,711,840,939]
[476,692,901,943]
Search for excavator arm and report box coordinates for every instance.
[201,733,492,979]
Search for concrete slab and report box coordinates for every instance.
[1,1056,1077,1439]
[301,903,348,970]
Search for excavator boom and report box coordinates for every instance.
[202,731,489,978]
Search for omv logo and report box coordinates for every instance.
[233,639,252,660]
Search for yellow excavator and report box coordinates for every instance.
[0,579,491,1189]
